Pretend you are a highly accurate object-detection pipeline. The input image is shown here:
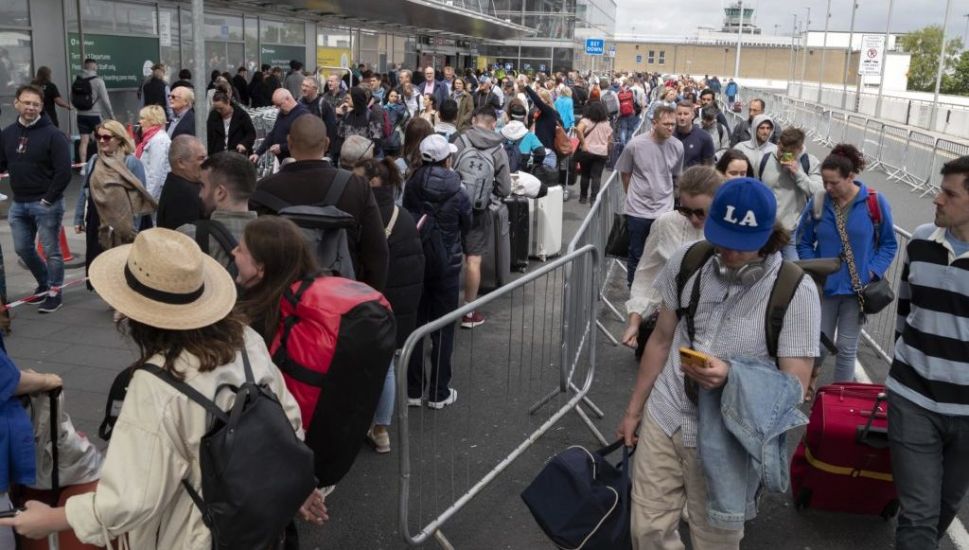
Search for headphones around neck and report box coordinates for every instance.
[712,254,768,286]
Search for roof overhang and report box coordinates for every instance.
[232,0,533,41]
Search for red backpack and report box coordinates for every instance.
[270,276,397,486]
[618,88,635,117]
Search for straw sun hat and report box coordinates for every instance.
[89,228,237,330]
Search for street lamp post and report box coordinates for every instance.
[734,0,743,80]
[818,0,831,103]
[841,0,859,111]
[874,0,896,119]
[930,0,954,130]
[789,14,799,92]
[800,7,811,99]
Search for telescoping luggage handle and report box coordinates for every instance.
[855,392,889,450]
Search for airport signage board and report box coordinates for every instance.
[261,45,306,68]
[68,33,159,89]
[858,34,885,76]
[585,38,604,56]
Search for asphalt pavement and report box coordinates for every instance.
[0,136,965,549]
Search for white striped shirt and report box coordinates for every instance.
[645,247,821,447]
[626,210,704,317]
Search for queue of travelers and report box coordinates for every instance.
[0,64,966,550]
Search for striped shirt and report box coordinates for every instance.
[888,224,969,416]
[646,246,821,447]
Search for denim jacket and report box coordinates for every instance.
[697,357,807,530]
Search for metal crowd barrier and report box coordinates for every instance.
[858,226,912,365]
[396,245,600,547]
[740,85,969,198]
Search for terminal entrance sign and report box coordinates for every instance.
[858,35,885,76]
[585,38,604,56]
[68,33,159,89]
[261,45,306,68]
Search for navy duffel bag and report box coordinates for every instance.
[521,440,632,549]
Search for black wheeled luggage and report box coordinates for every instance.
[505,196,530,273]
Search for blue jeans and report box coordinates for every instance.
[618,115,638,145]
[373,355,396,426]
[9,199,65,290]
[888,391,969,550]
[819,294,861,382]
[626,215,654,287]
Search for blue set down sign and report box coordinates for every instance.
[585,38,604,56]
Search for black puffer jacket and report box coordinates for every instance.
[403,165,472,280]
[374,185,424,347]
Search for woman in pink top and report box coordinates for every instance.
[575,101,613,204]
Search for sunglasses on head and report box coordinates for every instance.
[676,206,706,220]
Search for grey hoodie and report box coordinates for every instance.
[452,126,512,204]
[759,147,823,231]
[76,69,114,120]
[732,114,776,175]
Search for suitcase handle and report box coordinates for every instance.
[855,392,888,449]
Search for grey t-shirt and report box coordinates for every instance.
[617,133,684,219]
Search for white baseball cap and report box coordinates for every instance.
[419,134,458,163]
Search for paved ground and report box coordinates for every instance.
[0,132,965,549]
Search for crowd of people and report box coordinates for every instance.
[0,63,965,550]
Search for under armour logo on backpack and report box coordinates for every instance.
[723,205,758,227]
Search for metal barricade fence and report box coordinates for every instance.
[813,110,832,146]
[858,226,911,365]
[862,119,885,170]
[926,139,969,196]
[844,115,867,155]
[880,125,910,183]
[396,245,601,547]
[902,131,937,192]
[827,112,848,147]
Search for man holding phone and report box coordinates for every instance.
[757,127,823,260]
[617,178,819,549]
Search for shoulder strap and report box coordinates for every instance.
[799,153,811,174]
[812,190,826,221]
[194,220,212,254]
[323,169,352,206]
[385,206,400,238]
[675,241,716,345]
[140,363,231,424]
[250,189,292,213]
[764,261,805,360]
[866,190,882,229]
[758,153,771,180]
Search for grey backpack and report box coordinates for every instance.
[454,134,500,211]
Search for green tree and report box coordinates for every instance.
[899,25,963,92]
[942,51,969,96]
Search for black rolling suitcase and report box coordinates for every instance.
[480,202,511,291]
[505,195,530,273]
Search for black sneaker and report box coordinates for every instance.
[25,286,49,305]
[38,292,62,314]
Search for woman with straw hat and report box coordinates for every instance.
[0,228,327,548]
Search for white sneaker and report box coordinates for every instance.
[427,388,458,410]
[407,397,423,407]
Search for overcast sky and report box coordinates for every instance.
[615,0,969,43]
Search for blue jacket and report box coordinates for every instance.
[256,103,310,160]
[0,338,36,492]
[698,357,807,530]
[796,182,898,296]
[554,96,575,130]
[403,165,472,278]
[725,82,738,96]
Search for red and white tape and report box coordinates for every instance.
[5,277,88,310]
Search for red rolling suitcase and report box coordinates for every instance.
[790,383,899,519]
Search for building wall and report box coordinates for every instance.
[614,41,862,85]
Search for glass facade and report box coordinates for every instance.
[0,0,31,127]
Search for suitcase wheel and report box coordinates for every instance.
[880,500,899,521]
[794,488,812,511]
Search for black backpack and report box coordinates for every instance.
[503,138,523,173]
[250,170,357,279]
[142,349,316,549]
[193,219,239,278]
[70,76,96,111]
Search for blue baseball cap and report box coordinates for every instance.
[704,178,777,252]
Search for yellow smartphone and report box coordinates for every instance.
[679,347,711,369]
[781,152,795,163]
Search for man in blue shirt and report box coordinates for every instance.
[674,101,715,169]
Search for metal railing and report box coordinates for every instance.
[857,226,912,365]
[738,85,969,199]
[396,245,600,547]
